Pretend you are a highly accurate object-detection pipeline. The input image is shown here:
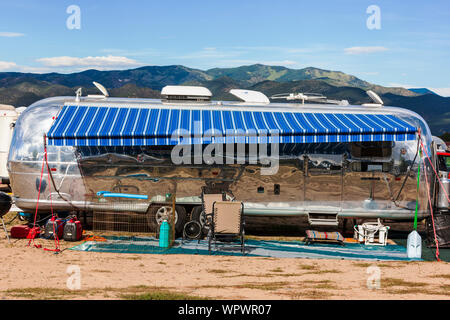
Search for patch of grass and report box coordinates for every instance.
[207,269,228,274]
[298,264,317,270]
[382,278,429,288]
[4,287,86,300]
[312,283,338,290]
[288,289,334,300]
[124,256,142,261]
[301,280,338,290]
[385,288,445,296]
[377,263,402,268]
[92,269,112,273]
[303,269,342,275]
[197,284,228,289]
[268,273,303,277]
[120,290,207,300]
[223,272,303,278]
[430,274,450,280]
[7,293,35,298]
[157,261,167,265]
[233,281,290,291]
[440,284,450,292]
[270,267,283,273]
[2,285,185,300]
[353,262,372,268]
[222,273,258,278]
[353,262,400,268]
[302,280,332,284]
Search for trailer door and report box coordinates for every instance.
[304,154,343,211]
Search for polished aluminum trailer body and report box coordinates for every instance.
[8,96,433,221]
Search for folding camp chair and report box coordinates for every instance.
[198,187,226,228]
[206,201,245,254]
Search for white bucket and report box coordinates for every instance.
[407,230,422,259]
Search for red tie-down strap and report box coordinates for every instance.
[27,138,60,253]
[419,138,440,261]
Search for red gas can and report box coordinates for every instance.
[10,225,41,239]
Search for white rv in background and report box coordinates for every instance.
[0,105,25,187]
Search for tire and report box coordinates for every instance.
[190,206,206,225]
[174,205,187,234]
[0,192,12,218]
[150,205,187,236]
[191,206,210,236]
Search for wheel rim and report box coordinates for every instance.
[155,206,178,225]
[185,221,202,239]
[199,211,207,226]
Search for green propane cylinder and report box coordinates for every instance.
[159,220,170,248]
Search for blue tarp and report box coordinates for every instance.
[70,236,421,261]
[47,105,417,146]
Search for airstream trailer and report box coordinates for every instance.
[6,86,446,233]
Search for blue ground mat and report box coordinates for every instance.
[70,236,421,261]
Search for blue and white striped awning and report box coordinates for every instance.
[47,105,417,146]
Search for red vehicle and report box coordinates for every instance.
[436,151,450,211]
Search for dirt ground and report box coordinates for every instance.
[0,213,449,300]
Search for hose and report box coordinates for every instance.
[392,137,420,206]
[43,135,82,213]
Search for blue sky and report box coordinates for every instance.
[1,0,450,95]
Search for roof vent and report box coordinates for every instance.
[270,92,348,105]
[362,90,384,107]
[229,89,270,104]
[161,85,212,102]
[87,82,109,100]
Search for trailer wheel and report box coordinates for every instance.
[151,205,187,235]
[190,205,210,236]
[191,206,206,226]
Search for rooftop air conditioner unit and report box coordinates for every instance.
[161,85,212,102]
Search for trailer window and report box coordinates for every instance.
[350,142,392,159]
[438,155,450,171]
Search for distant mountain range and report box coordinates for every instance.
[0,64,448,135]
[408,88,438,95]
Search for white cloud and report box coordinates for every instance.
[356,71,380,76]
[263,60,298,66]
[344,46,388,55]
[389,83,450,97]
[211,59,299,68]
[36,55,141,70]
[429,88,450,97]
[0,60,53,73]
[0,61,17,71]
[0,32,24,37]
[388,83,416,88]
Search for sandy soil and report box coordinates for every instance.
[0,215,449,300]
